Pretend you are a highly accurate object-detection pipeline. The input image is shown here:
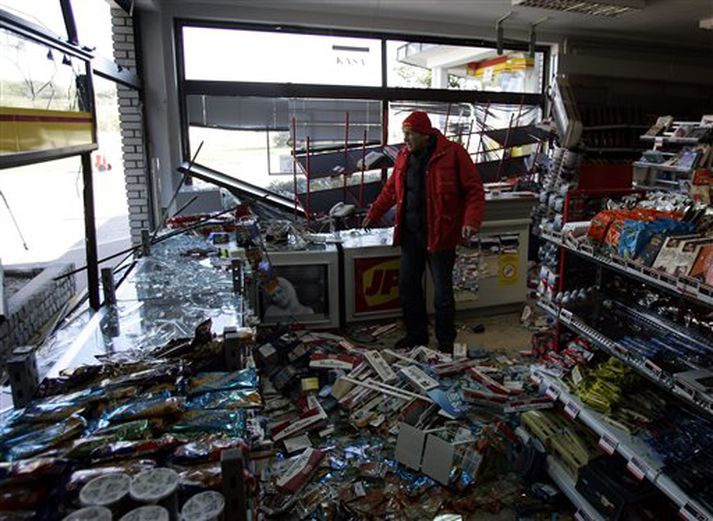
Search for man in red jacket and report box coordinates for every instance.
[362,111,485,353]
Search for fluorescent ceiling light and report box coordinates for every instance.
[512,0,645,17]
[700,17,713,30]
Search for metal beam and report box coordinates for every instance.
[184,80,544,106]
[81,152,100,311]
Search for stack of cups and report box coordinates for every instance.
[129,468,180,518]
[79,473,132,517]
[180,491,225,521]
[119,505,170,521]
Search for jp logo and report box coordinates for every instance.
[362,259,400,306]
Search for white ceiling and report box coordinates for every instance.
[140,0,713,49]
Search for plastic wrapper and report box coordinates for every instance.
[67,460,157,492]
[93,419,155,441]
[171,436,248,465]
[90,436,180,463]
[186,369,259,395]
[65,436,117,460]
[102,392,184,423]
[1,414,86,461]
[169,410,246,437]
[99,363,182,389]
[0,457,69,485]
[185,389,262,410]
[178,463,223,491]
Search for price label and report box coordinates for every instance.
[680,502,710,521]
[644,359,663,378]
[612,343,628,355]
[626,457,648,480]
[574,511,592,521]
[598,434,618,455]
[655,136,664,147]
[564,400,581,419]
[545,385,560,401]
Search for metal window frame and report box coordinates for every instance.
[175,19,549,164]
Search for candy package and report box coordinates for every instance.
[185,389,262,410]
[89,436,180,462]
[64,436,117,460]
[178,463,223,491]
[169,410,246,437]
[102,392,184,423]
[171,436,248,465]
[1,415,86,461]
[92,419,155,441]
[0,457,69,485]
[187,369,259,395]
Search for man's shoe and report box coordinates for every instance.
[394,336,427,350]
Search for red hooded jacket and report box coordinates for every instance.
[366,130,485,253]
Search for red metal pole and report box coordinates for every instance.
[306,136,311,226]
[360,128,367,207]
[291,116,298,222]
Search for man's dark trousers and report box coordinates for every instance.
[399,229,456,346]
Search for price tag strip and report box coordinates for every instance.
[598,434,618,456]
[564,400,581,419]
[626,456,650,481]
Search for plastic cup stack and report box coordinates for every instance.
[79,473,132,516]
[119,505,170,521]
[180,491,225,521]
[63,506,113,521]
[129,468,180,518]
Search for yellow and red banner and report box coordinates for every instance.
[466,54,534,79]
[0,106,94,154]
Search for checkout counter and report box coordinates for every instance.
[306,192,537,324]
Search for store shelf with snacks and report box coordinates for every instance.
[535,299,713,420]
[531,369,713,521]
[539,231,713,309]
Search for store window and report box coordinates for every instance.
[182,27,382,86]
[70,0,114,58]
[387,40,544,94]
[0,0,67,37]
[187,95,383,193]
[0,156,87,279]
[0,28,89,113]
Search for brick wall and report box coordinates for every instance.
[0,264,76,361]
[111,7,151,245]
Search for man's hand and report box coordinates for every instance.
[462,225,478,239]
[362,216,373,229]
